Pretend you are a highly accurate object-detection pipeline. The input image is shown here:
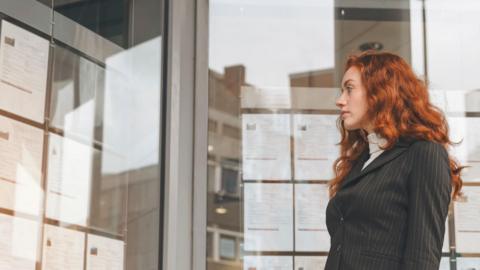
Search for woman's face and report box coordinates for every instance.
[336,66,373,132]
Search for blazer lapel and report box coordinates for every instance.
[340,137,413,189]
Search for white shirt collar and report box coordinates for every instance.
[367,132,387,155]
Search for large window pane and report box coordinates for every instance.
[0,1,164,269]
[205,0,479,269]
[50,0,164,267]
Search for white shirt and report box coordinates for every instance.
[361,132,388,171]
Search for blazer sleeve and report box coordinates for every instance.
[401,141,452,270]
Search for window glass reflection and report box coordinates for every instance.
[53,0,129,47]
[0,0,163,268]
[206,0,479,269]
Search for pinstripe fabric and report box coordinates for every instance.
[325,138,452,270]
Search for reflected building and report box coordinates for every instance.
[207,65,246,269]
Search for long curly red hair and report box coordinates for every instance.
[329,50,464,200]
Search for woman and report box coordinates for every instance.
[324,51,464,270]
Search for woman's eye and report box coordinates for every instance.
[339,85,353,95]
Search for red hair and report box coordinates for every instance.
[329,50,464,200]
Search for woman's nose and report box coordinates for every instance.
[336,94,346,108]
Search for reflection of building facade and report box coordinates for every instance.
[290,68,334,88]
[208,66,245,269]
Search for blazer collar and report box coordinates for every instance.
[340,136,414,190]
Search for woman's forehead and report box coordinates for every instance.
[342,67,361,84]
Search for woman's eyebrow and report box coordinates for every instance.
[342,79,354,88]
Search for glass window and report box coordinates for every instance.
[207,231,214,259]
[206,0,480,269]
[221,166,239,195]
[0,1,164,269]
[219,234,237,261]
[208,163,218,193]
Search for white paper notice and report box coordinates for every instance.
[46,133,93,226]
[295,184,330,251]
[447,117,480,183]
[460,164,480,183]
[242,114,291,180]
[243,256,292,270]
[42,224,85,270]
[294,256,327,270]
[50,50,97,142]
[0,115,43,215]
[443,221,449,253]
[454,186,480,253]
[0,20,49,123]
[439,257,450,270]
[244,183,293,251]
[87,234,124,270]
[457,257,480,270]
[428,90,447,112]
[0,213,38,270]
[293,114,339,180]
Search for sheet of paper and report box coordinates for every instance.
[46,133,93,226]
[294,256,327,270]
[243,256,293,270]
[0,213,38,270]
[295,184,330,251]
[443,221,449,253]
[42,224,85,270]
[89,147,127,236]
[428,90,447,112]
[244,183,293,251]
[439,257,450,270]
[443,89,480,113]
[50,46,97,141]
[457,257,480,270]
[293,114,339,180]
[242,114,291,180]
[454,186,480,253]
[0,20,49,123]
[86,234,124,270]
[459,164,480,183]
[447,117,480,182]
[0,115,43,215]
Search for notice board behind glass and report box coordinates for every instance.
[0,0,164,268]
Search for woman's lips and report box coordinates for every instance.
[341,112,350,118]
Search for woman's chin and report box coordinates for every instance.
[343,122,360,131]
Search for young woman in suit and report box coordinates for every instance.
[324,51,464,270]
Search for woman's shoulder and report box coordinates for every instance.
[409,139,445,149]
[407,139,449,160]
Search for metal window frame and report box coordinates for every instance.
[0,0,51,36]
[162,0,208,269]
[193,0,209,269]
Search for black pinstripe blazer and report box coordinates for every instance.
[325,137,452,270]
